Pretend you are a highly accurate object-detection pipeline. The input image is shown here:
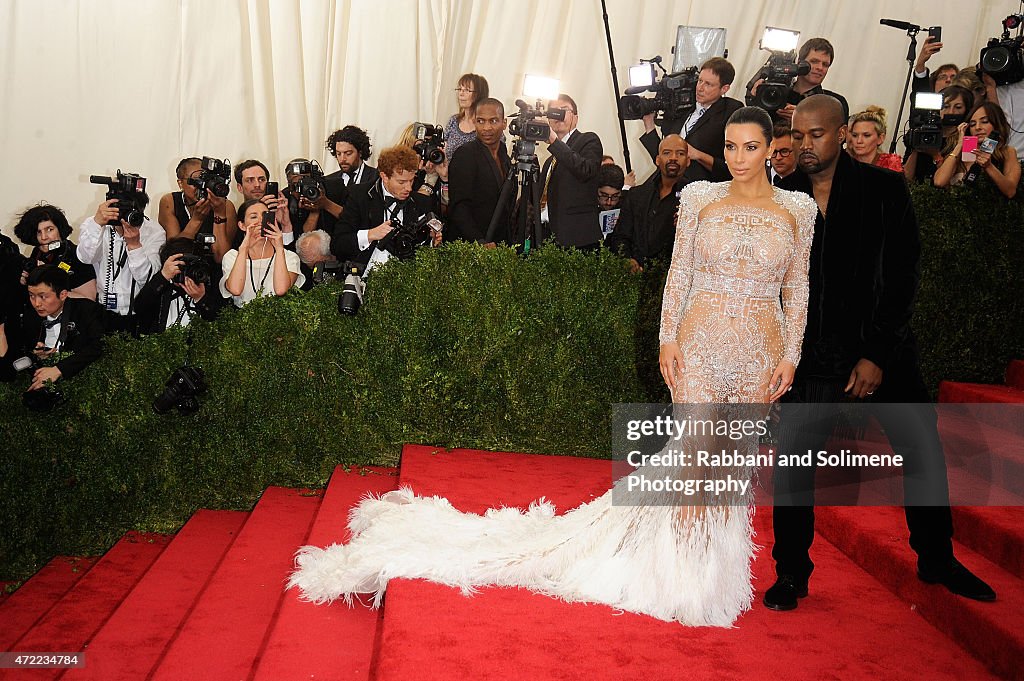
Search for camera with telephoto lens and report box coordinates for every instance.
[979,14,1024,86]
[311,260,343,285]
[338,261,366,315]
[413,123,446,165]
[172,254,213,287]
[383,212,442,260]
[903,92,944,153]
[187,157,232,201]
[618,56,698,121]
[286,159,326,202]
[153,365,207,415]
[89,170,148,227]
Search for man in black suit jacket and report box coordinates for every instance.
[330,145,438,271]
[324,125,380,194]
[13,265,104,390]
[448,98,512,244]
[764,95,995,611]
[541,94,604,249]
[641,57,743,183]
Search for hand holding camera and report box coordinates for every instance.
[94,199,120,227]
[367,220,395,243]
[120,221,143,249]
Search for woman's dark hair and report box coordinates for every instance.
[237,199,267,226]
[26,264,70,293]
[325,125,373,162]
[939,85,976,156]
[457,73,490,118]
[968,101,1012,166]
[727,106,774,144]
[13,203,73,246]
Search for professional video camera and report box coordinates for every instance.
[618,56,698,121]
[338,261,366,315]
[89,170,148,227]
[286,159,326,202]
[508,99,566,157]
[413,123,446,164]
[745,27,810,113]
[903,92,944,153]
[383,212,442,260]
[187,157,232,201]
[979,14,1024,86]
[153,365,207,415]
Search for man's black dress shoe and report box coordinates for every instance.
[763,575,809,611]
[918,558,996,601]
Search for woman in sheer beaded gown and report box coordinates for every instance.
[289,107,817,627]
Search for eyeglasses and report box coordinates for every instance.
[771,149,793,158]
[454,86,474,93]
[598,191,622,201]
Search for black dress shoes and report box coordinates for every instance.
[763,574,809,611]
[918,558,996,601]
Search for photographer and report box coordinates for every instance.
[284,158,344,236]
[541,94,604,249]
[13,204,96,301]
[447,98,511,245]
[221,199,304,307]
[641,57,742,183]
[904,85,974,183]
[605,134,688,273]
[751,38,849,123]
[157,157,236,263]
[234,159,272,203]
[912,35,957,95]
[934,102,1021,198]
[769,123,798,184]
[9,265,105,392]
[134,237,226,333]
[330,145,441,273]
[295,230,336,289]
[324,126,379,192]
[77,191,165,333]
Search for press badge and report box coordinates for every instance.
[104,293,118,310]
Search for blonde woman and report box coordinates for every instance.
[848,106,903,172]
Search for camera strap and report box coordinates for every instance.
[105,228,129,294]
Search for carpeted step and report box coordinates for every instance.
[252,466,399,681]
[370,446,996,681]
[2,533,169,681]
[0,557,97,652]
[816,505,1023,681]
[62,509,247,681]
[147,487,320,681]
[939,380,1024,409]
[1006,360,1024,391]
[951,506,1024,579]
[938,408,1024,498]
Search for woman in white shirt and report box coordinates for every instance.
[220,199,305,307]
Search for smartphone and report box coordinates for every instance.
[265,181,279,198]
[962,135,978,162]
[978,136,999,154]
[260,210,276,237]
[928,26,941,43]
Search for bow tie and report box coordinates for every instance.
[44,315,63,329]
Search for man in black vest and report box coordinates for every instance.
[765,95,995,611]
[331,145,439,272]
[447,98,512,245]
[12,265,105,390]
[541,94,604,249]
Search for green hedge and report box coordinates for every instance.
[2,187,1022,581]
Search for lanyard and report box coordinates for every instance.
[105,228,129,294]
[249,252,277,296]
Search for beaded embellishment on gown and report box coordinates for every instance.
[289,181,817,627]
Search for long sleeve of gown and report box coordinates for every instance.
[779,193,817,366]
[658,184,701,346]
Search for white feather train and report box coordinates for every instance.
[288,466,756,628]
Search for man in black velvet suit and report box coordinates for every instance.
[765,95,995,611]
[448,98,512,245]
[540,94,604,249]
[330,145,438,272]
[640,57,743,184]
[13,265,104,391]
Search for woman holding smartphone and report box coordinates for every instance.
[934,101,1020,198]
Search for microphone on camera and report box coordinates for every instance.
[514,99,530,112]
[879,19,921,31]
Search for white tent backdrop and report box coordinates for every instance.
[0,0,1018,243]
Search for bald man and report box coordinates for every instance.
[605,135,689,273]
[765,95,994,611]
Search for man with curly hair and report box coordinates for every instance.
[325,125,379,191]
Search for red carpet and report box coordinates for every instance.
[371,445,1000,681]
[939,381,1024,404]
[0,557,96,651]
[1004,360,1024,391]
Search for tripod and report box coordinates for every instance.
[484,138,545,251]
